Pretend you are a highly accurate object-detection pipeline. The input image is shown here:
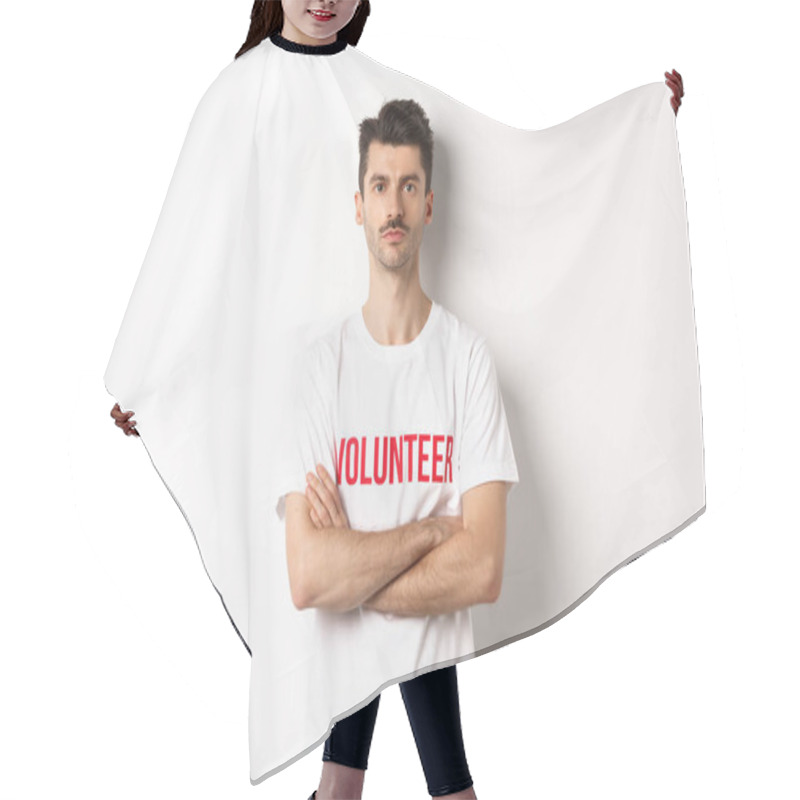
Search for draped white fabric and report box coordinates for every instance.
[104,37,704,783]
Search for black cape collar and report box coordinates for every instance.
[269,32,348,56]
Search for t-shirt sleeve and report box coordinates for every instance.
[274,342,338,523]
[458,337,520,495]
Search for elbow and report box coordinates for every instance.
[291,588,308,611]
[285,497,322,610]
[289,570,310,610]
[482,560,503,604]
[484,579,502,605]
[286,530,312,609]
[288,559,326,611]
[292,570,325,610]
[292,578,349,613]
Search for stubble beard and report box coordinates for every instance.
[368,219,422,275]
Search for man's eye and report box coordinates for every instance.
[404,184,415,192]
[374,184,384,192]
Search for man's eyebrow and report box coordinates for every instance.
[368,173,422,184]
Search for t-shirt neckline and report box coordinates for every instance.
[354,301,441,362]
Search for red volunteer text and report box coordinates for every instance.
[336,434,454,486]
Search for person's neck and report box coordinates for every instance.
[280,20,338,47]
[362,278,432,347]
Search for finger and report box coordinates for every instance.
[315,465,344,515]
[308,471,337,523]
[306,482,333,526]
[305,484,321,518]
[665,69,683,95]
[319,467,346,524]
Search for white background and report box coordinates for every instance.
[2,1,797,798]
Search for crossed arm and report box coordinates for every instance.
[284,464,509,617]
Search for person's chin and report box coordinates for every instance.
[379,256,405,272]
[381,243,408,262]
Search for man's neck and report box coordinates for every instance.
[361,284,432,347]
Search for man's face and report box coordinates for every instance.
[355,141,433,273]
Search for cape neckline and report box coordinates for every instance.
[269,32,348,56]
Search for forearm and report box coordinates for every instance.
[362,526,492,617]
[302,520,439,613]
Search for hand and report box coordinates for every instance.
[110,402,139,437]
[418,515,463,547]
[665,68,684,116]
[305,463,350,530]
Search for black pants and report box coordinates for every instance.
[323,664,473,797]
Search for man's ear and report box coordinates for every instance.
[425,189,434,224]
[354,190,364,225]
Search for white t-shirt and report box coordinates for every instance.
[275,300,519,664]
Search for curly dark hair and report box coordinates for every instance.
[235,1,371,59]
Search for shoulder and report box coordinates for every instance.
[301,318,346,376]
[194,39,269,120]
[216,37,270,86]
[436,304,488,360]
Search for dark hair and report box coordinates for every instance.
[358,99,434,196]
[235,1,371,59]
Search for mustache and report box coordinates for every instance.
[380,219,409,234]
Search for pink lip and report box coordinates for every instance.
[383,231,406,241]
[307,9,335,21]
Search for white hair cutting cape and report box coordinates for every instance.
[104,33,705,783]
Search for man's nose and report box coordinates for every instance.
[386,191,404,219]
